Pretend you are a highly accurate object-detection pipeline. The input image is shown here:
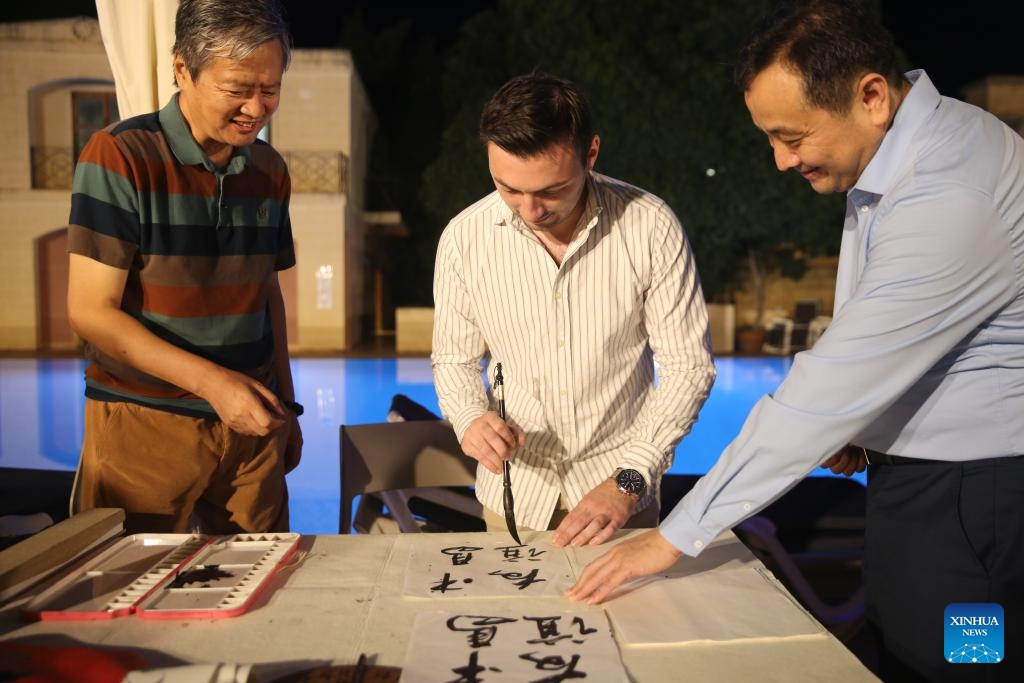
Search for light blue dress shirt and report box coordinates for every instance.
[662,70,1024,556]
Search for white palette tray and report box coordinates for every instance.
[21,532,300,620]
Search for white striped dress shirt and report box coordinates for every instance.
[432,172,716,530]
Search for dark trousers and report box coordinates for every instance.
[865,456,1024,682]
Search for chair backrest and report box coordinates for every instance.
[793,299,819,324]
[338,421,476,534]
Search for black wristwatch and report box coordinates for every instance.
[612,468,647,499]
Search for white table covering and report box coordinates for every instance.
[0,530,878,682]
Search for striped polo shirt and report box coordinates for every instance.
[67,94,295,418]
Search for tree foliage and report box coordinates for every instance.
[419,0,846,302]
[336,8,453,307]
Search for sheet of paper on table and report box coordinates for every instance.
[403,537,573,598]
[402,609,628,683]
[605,565,824,645]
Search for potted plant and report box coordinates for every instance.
[735,323,766,355]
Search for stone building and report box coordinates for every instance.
[0,17,380,353]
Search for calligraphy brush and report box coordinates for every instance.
[494,363,522,544]
[352,652,368,683]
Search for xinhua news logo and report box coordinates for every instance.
[945,603,1004,665]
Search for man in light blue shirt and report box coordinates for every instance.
[568,1,1024,680]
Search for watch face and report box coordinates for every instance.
[616,469,645,496]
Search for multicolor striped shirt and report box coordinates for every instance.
[67,94,295,418]
[432,172,716,530]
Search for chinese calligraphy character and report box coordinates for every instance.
[403,610,622,683]
[523,616,598,646]
[449,651,500,683]
[431,572,474,594]
[447,615,518,648]
[441,545,485,566]
[496,544,546,563]
[519,652,587,681]
[524,616,569,645]
[571,617,598,639]
[407,538,573,599]
[488,567,545,590]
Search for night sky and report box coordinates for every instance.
[294,1,1024,98]
[3,1,1022,99]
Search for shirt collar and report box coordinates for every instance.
[498,172,604,237]
[158,93,250,174]
[580,173,603,230]
[852,70,939,197]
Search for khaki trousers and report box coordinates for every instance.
[77,399,290,535]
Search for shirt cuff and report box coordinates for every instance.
[451,405,487,442]
[619,440,669,515]
[658,501,719,557]
[619,440,668,488]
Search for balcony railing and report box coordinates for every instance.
[282,150,348,195]
[30,146,349,196]
[31,146,75,190]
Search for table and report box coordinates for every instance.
[0,530,877,681]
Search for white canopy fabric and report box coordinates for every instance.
[95,0,179,120]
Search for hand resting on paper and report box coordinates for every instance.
[551,478,636,548]
[564,528,681,604]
